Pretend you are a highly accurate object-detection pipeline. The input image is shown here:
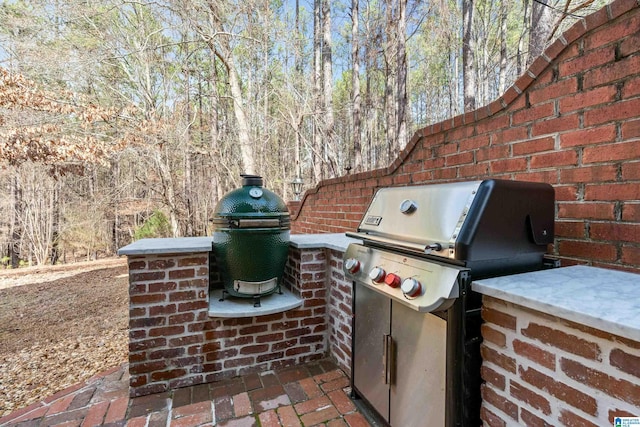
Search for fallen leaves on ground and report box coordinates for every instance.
[0,260,128,417]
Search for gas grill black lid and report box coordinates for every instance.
[347,179,555,274]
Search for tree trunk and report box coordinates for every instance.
[482,30,489,104]
[528,0,553,66]
[111,159,120,252]
[517,0,530,76]
[498,0,508,95]
[321,0,337,178]
[154,147,180,237]
[209,50,221,206]
[10,171,22,268]
[226,56,255,175]
[312,0,323,183]
[447,36,454,117]
[49,180,60,265]
[199,2,255,176]
[384,0,397,160]
[294,0,303,181]
[351,0,362,172]
[396,0,407,150]
[364,28,374,169]
[295,0,301,74]
[462,0,476,112]
[261,44,269,175]
[184,65,194,236]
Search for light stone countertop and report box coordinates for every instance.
[117,237,214,256]
[117,233,360,256]
[472,265,640,342]
[289,233,361,252]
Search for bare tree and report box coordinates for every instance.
[396,0,408,149]
[322,0,337,178]
[462,0,476,112]
[209,51,223,205]
[498,0,508,95]
[0,0,609,265]
[384,0,397,157]
[528,0,554,66]
[172,0,256,175]
[16,165,57,265]
[9,172,22,268]
[351,0,362,172]
[312,0,323,182]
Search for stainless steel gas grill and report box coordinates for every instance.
[343,179,555,427]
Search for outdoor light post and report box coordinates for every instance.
[291,176,304,201]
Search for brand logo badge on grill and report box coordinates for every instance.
[364,215,382,226]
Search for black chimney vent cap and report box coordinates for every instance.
[241,174,263,187]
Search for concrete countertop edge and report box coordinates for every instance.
[117,237,215,256]
[472,283,638,342]
[117,233,360,256]
[472,265,640,343]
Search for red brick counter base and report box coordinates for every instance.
[125,238,354,399]
[480,296,640,426]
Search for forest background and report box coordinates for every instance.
[0,0,605,267]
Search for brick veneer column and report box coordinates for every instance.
[479,296,640,426]
[327,249,352,373]
[128,253,210,397]
[284,247,354,375]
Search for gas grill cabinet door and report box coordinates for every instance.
[390,301,447,427]
[353,282,391,420]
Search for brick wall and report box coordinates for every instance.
[480,296,640,426]
[282,247,352,374]
[128,253,210,397]
[127,246,353,398]
[327,250,352,373]
[290,0,640,273]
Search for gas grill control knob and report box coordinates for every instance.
[384,273,401,288]
[369,267,386,283]
[401,278,422,298]
[345,258,361,274]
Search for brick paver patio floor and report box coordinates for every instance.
[0,359,371,426]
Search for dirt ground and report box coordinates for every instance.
[0,258,129,417]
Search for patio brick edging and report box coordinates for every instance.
[127,245,352,398]
[0,359,373,426]
[0,365,128,426]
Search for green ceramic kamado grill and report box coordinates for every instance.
[212,175,290,304]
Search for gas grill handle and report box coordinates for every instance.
[382,335,387,383]
[346,232,442,254]
[383,334,394,385]
[388,335,395,385]
[425,243,442,252]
